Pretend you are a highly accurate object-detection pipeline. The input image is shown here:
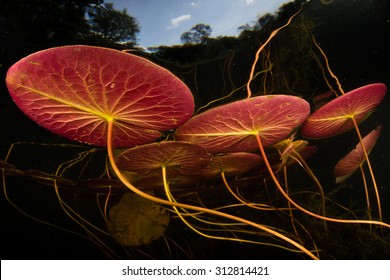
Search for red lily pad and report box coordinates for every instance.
[198,152,262,179]
[115,141,211,189]
[334,125,382,183]
[116,141,211,175]
[301,83,386,139]
[175,95,310,153]
[124,171,201,190]
[6,45,194,147]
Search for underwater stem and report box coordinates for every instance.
[246,6,303,98]
[106,120,318,259]
[312,36,344,95]
[291,150,327,232]
[351,117,382,224]
[359,165,373,230]
[254,134,389,229]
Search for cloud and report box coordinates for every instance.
[190,1,200,7]
[243,0,256,5]
[169,14,191,29]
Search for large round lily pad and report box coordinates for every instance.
[6,45,194,147]
[175,95,310,153]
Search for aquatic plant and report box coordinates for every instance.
[3,8,389,259]
[107,192,169,246]
[5,45,319,259]
[333,125,382,183]
[301,83,386,225]
[300,84,386,139]
[6,45,194,148]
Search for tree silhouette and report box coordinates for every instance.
[0,0,141,48]
[87,3,140,43]
[0,0,93,47]
[181,23,212,44]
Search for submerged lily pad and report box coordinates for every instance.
[107,193,169,246]
[175,95,310,153]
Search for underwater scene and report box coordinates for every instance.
[1,0,390,260]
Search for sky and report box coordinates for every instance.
[110,0,290,48]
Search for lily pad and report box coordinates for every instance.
[115,141,211,189]
[175,95,310,153]
[116,141,211,175]
[107,193,169,246]
[6,45,194,147]
[301,83,386,139]
[198,152,262,179]
[334,125,382,183]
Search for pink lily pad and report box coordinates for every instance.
[301,83,386,139]
[175,95,310,153]
[124,171,201,190]
[115,141,211,189]
[116,141,211,175]
[334,125,382,183]
[198,152,262,179]
[6,45,194,147]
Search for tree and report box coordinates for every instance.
[87,3,140,43]
[0,0,93,47]
[181,24,212,44]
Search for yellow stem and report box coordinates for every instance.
[312,36,344,95]
[351,117,382,224]
[359,165,373,231]
[254,133,389,229]
[282,166,305,247]
[246,6,302,98]
[291,151,327,232]
[106,120,318,259]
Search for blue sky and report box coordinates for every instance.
[111,0,290,48]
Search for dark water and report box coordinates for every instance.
[1,0,390,259]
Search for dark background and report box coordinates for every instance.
[1,0,389,259]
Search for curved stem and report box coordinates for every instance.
[221,171,279,211]
[106,120,318,259]
[254,133,389,229]
[312,36,344,95]
[351,117,382,224]
[291,151,327,232]
[246,6,303,98]
[282,166,306,247]
[162,166,299,251]
[359,165,373,231]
